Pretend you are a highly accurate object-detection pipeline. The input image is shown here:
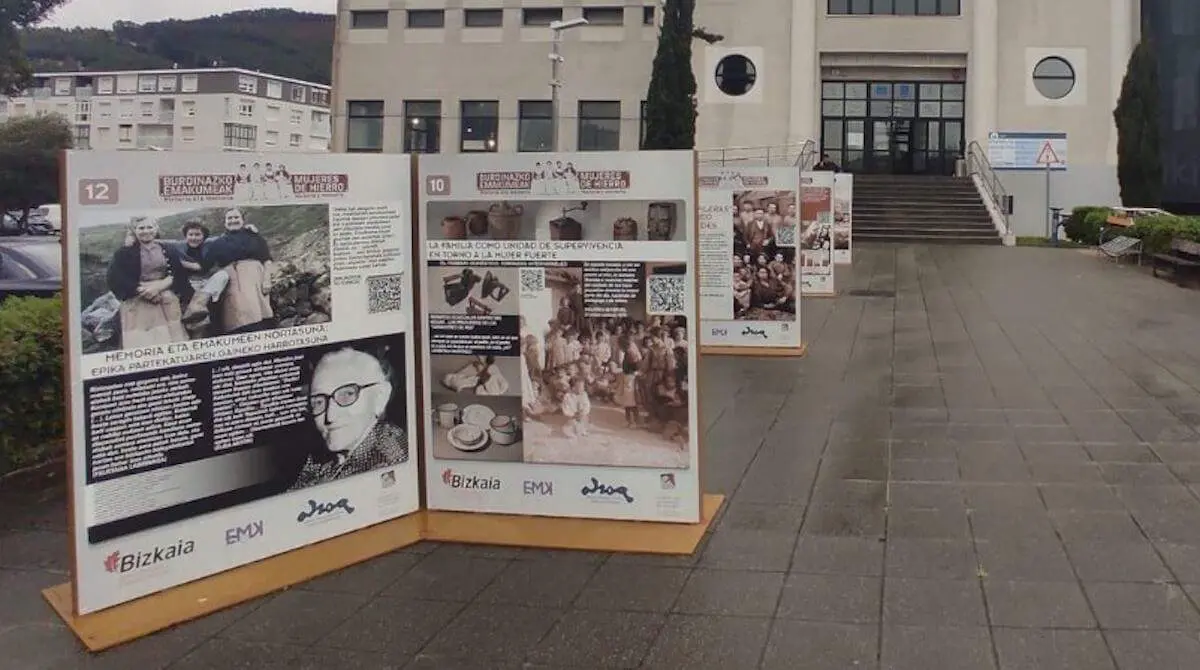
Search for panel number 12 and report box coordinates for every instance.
[78,179,120,205]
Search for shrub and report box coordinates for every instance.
[1128,214,1200,254]
[0,295,64,475]
[1064,206,1112,246]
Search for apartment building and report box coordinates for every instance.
[0,67,334,153]
[332,0,1144,222]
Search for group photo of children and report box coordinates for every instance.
[731,190,798,321]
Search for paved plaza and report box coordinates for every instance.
[6,244,1200,669]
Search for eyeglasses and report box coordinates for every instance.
[308,382,379,417]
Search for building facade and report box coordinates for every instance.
[332,0,1140,226]
[0,68,333,153]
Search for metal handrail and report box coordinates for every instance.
[965,140,1010,233]
[697,140,816,168]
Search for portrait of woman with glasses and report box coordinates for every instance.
[288,342,409,490]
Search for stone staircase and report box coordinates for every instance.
[853,175,1001,245]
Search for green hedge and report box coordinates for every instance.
[1064,206,1112,246]
[0,295,64,475]
[1127,214,1200,254]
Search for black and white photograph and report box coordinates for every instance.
[427,265,518,316]
[518,265,691,469]
[78,204,331,354]
[429,393,524,463]
[730,190,797,322]
[426,199,687,242]
[431,353,522,397]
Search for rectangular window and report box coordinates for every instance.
[643,6,656,24]
[460,100,499,152]
[583,7,625,25]
[97,101,112,119]
[291,85,307,103]
[523,8,562,26]
[237,75,258,94]
[158,75,177,92]
[517,100,553,152]
[289,133,302,147]
[53,78,71,95]
[311,89,330,106]
[74,125,91,149]
[116,75,136,94]
[265,130,279,147]
[290,109,304,124]
[181,100,196,117]
[639,100,648,149]
[181,126,196,142]
[828,0,958,14]
[76,100,90,122]
[97,76,114,94]
[265,104,281,122]
[140,101,155,118]
[347,100,385,152]
[238,99,255,117]
[578,100,621,151]
[118,124,132,142]
[351,10,388,28]
[464,9,503,27]
[138,76,157,93]
[407,9,445,28]
[181,74,198,92]
[266,80,283,98]
[119,99,133,119]
[404,100,441,153]
[223,123,257,150]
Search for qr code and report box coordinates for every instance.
[366,273,404,313]
[519,268,545,296]
[647,275,686,314]
[776,224,797,247]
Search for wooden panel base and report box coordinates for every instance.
[701,344,807,358]
[44,512,425,653]
[425,494,724,555]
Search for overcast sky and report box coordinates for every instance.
[45,0,336,28]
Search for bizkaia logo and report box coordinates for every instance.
[523,480,554,496]
[158,161,350,202]
[225,521,265,546]
[442,469,501,491]
[103,540,195,574]
[476,162,631,196]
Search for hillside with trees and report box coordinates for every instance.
[21,9,335,84]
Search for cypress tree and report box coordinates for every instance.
[1113,37,1163,207]
[641,1,721,150]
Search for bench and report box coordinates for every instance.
[1098,234,1143,264]
[1151,238,1200,286]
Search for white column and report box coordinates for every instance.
[967,0,998,148]
[1108,0,1135,164]
[789,0,818,146]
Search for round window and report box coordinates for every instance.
[1032,56,1076,100]
[714,54,757,96]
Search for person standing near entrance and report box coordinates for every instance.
[814,154,841,172]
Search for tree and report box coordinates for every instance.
[641,0,723,150]
[1113,37,1163,207]
[1,0,69,95]
[0,114,73,230]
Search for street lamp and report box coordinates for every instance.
[548,17,588,151]
[409,117,421,153]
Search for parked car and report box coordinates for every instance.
[0,238,62,300]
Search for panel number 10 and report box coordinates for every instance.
[425,175,451,196]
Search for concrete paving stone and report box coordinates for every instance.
[958,451,1033,483]
[0,567,68,627]
[975,537,1076,581]
[640,614,771,669]
[292,648,409,670]
[220,589,369,645]
[476,557,598,608]
[167,639,300,670]
[1019,443,1092,463]
[672,569,784,617]
[882,578,987,627]
[1098,463,1179,487]
[1005,410,1067,426]
[0,529,69,571]
[1084,443,1160,463]
[1106,630,1200,670]
[297,550,422,595]
[573,564,690,613]
[420,603,564,662]
[1049,510,1146,543]
[527,609,665,668]
[969,508,1059,542]
[886,538,980,580]
[801,505,886,538]
[881,625,996,670]
[715,502,806,534]
[760,621,878,670]
[891,423,951,441]
[1156,544,1200,583]
[776,573,881,623]
[1165,462,1200,483]
[382,554,510,602]
[318,596,460,654]
[1038,485,1126,511]
[890,441,957,461]
[888,507,972,539]
[1112,484,1200,512]
[819,456,888,482]
[697,529,797,572]
[983,580,1098,628]
[790,536,884,576]
[1012,425,1078,443]
[1060,539,1174,583]
[891,459,961,482]
[963,485,1046,512]
[1028,460,1107,484]
[1085,582,1200,630]
[1149,443,1200,463]
[992,629,1116,670]
[887,482,966,510]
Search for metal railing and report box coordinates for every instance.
[965,140,1010,233]
[697,140,816,168]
